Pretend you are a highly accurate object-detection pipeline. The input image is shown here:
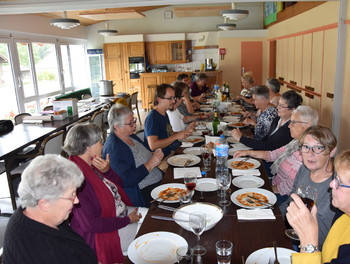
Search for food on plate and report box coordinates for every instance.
[237,192,268,206]
[185,137,203,143]
[228,122,246,127]
[228,112,242,115]
[54,110,67,115]
[206,141,215,149]
[230,160,255,170]
[158,187,187,201]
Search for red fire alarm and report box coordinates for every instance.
[219,48,226,60]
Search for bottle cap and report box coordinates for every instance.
[220,134,225,139]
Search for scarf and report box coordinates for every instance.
[70,155,132,264]
[270,139,299,175]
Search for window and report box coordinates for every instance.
[70,45,89,89]
[60,44,72,89]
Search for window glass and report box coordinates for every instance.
[60,44,72,88]
[17,42,35,97]
[0,42,18,120]
[70,45,89,89]
[24,100,38,115]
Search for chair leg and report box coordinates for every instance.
[6,172,18,210]
[136,106,142,126]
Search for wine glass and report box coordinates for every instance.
[201,148,211,171]
[189,212,207,257]
[184,172,197,198]
[216,171,232,206]
[285,185,318,240]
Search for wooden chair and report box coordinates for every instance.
[43,105,53,111]
[14,113,31,125]
[130,92,142,126]
[5,130,65,210]
[91,110,106,140]
[147,85,157,111]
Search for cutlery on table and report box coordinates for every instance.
[235,157,250,167]
[150,192,176,203]
[183,159,193,167]
[158,204,191,214]
[151,215,189,223]
[247,195,275,207]
[273,241,280,264]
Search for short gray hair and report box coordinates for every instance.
[63,123,102,156]
[293,106,319,126]
[18,154,84,208]
[194,73,208,82]
[251,85,270,100]
[108,103,133,132]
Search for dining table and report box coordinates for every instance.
[125,131,293,264]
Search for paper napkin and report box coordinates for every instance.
[174,167,202,179]
[180,142,194,148]
[237,208,276,220]
[231,169,261,176]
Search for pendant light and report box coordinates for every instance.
[221,3,249,21]
[50,11,80,29]
[216,17,236,31]
[98,21,118,37]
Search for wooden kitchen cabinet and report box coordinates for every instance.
[128,42,144,57]
[146,40,191,65]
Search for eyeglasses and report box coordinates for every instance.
[124,117,137,126]
[59,193,77,203]
[300,144,326,154]
[290,120,308,126]
[277,104,290,109]
[161,96,176,101]
[332,175,350,190]
[177,95,184,99]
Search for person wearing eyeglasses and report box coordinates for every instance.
[234,106,318,200]
[102,104,164,207]
[232,90,302,150]
[280,126,338,249]
[3,154,98,264]
[63,123,142,264]
[144,84,194,157]
[286,150,350,263]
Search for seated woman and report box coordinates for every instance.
[266,78,281,107]
[242,85,278,140]
[103,104,164,207]
[190,73,210,102]
[286,150,350,263]
[280,126,338,248]
[232,90,302,150]
[234,106,318,199]
[167,82,207,132]
[3,154,98,264]
[237,71,255,98]
[63,123,142,264]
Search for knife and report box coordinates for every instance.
[151,215,189,223]
[247,195,274,207]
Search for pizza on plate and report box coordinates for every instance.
[230,160,255,170]
[236,192,268,207]
[228,122,246,127]
[158,187,187,201]
[185,137,203,143]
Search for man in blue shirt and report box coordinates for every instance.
[144,84,194,157]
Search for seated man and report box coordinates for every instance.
[144,84,194,157]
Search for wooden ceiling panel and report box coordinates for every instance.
[174,6,230,17]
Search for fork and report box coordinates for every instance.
[183,159,193,167]
[273,241,280,264]
[246,198,274,209]
[150,192,174,203]
[235,157,250,167]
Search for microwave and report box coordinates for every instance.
[129,57,145,79]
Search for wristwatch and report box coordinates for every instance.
[299,244,319,253]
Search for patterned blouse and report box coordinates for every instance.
[254,106,278,140]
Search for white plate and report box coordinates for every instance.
[127,232,187,264]
[230,188,277,209]
[167,154,201,167]
[232,176,264,188]
[180,136,205,144]
[227,122,250,129]
[195,178,217,192]
[245,247,296,264]
[223,116,240,123]
[173,202,223,231]
[151,183,186,203]
[226,158,260,170]
[183,147,202,156]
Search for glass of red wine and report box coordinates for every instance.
[201,148,211,171]
[184,172,197,200]
[285,185,318,240]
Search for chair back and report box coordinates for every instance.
[125,97,132,108]
[43,105,53,111]
[14,113,31,125]
[42,130,65,155]
[81,94,92,100]
[91,110,104,130]
[130,92,138,109]
[135,129,144,142]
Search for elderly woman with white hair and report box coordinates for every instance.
[3,154,98,264]
[63,123,142,264]
[234,106,319,204]
[103,104,164,207]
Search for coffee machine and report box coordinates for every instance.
[205,58,214,71]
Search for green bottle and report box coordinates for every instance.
[212,111,220,136]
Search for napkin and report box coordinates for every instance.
[237,208,276,220]
[174,167,202,179]
[230,143,252,151]
[180,142,194,148]
[231,169,261,176]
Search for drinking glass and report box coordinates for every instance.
[179,190,192,205]
[201,148,211,171]
[285,185,318,240]
[189,212,207,256]
[184,172,197,198]
[216,240,233,264]
[216,172,232,206]
[177,246,193,264]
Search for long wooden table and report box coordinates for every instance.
[126,141,292,263]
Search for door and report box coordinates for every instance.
[241,41,263,85]
[269,40,276,78]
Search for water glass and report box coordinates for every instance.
[216,240,233,264]
[201,148,211,171]
[179,190,192,205]
[176,246,193,264]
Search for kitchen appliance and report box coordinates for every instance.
[151,66,168,72]
[99,80,115,96]
[129,57,145,79]
[205,58,214,71]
